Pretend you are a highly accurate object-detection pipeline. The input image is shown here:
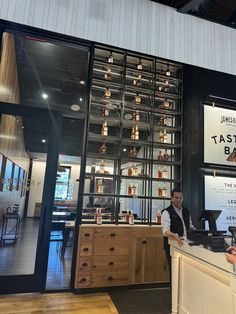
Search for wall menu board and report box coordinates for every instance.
[205,175,236,233]
[204,105,236,166]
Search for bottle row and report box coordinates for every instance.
[94,49,182,80]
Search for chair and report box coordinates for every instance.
[50,221,65,257]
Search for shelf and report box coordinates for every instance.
[83,44,183,225]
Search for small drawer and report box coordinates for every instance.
[79,257,91,271]
[92,270,129,287]
[94,239,129,256]
[76,273,91,287]
[81,228,93,241]
[80,242,93,256]
[92,255,129,272]
[94,227,129,241]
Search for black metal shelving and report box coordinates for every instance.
[82,45,183,225]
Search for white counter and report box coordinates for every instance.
[170,240,236,314]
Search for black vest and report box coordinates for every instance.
[162,204,190,250]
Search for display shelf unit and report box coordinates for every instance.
[83,45,183,225]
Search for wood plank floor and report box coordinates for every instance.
[0,292,119,314]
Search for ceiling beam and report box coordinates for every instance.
[178,0,204,13]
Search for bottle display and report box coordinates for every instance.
[86,45,182,225]
[129,210,134,225]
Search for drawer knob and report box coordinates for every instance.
[142,239,147,244]
[109,247,115,251]
[108,276,113,281]
[110,233,116,237]
[108,261,114,266]
[84,233,90,237]
[82,262,88,267]
[80,277,87,282]
[83,247,89,252]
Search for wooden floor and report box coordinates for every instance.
[0,292,119,314]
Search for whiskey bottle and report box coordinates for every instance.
[128,166,133,176]
[160,99,170,109]
[96,209,102,225]
[129,210,134,225]
[136,74,142,87]
[157,167,163,179]
[104,66,111,80]
[104,87,111,99]
[162,185,168,197]
[156,210,161,224]
[96,160,105,174]
[159,116,167,126]
[125,210,130,223]
[163,149,170,160]
[107,51,113,64]
[163,129,167,143]
[157,186,163,197]
[99,143,107,154]
[128,146,137,158]
[137,58,142,70]
[166,64,171,77]
[135,110,140,122]
[101,120,108,136]
[134,92,141,105]
[131,127,136,140]
[157,151,163,160]
[96,180,104,194]
[128,184,132,196]
[131,184,137,196]
[159,130,164,143]
[134,125,139,140]
[162,166,168,179]
[102,106,109,117]
[132,164,138,176]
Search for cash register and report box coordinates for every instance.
[187,210,228,252]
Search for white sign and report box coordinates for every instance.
[205,175,236,233]
[204,105,236,165]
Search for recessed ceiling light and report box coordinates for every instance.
[22,126,24,129]
[80,80,85,85]
[123,148,127,152]
[42,93,48,99]
[35,157,38,161]
[79,98,83,102]
[42,139,46,143]
[71,104,80,112]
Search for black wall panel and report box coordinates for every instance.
[182,65,236,226]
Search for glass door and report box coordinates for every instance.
[0,107,60,293]
[46,117,84,290]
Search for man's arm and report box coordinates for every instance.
[161,210,184,246]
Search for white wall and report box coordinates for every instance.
[0,0,235,75]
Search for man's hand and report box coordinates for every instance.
[173,233,184,246]
[225,252,236,265]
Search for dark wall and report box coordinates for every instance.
[182,65,236,226]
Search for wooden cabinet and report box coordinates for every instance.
[131,227,169,284]
[75,225,168,289]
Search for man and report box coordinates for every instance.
[161,188,194,272]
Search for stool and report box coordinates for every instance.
[1,209,20,245]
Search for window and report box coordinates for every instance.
[54,166,71,199]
